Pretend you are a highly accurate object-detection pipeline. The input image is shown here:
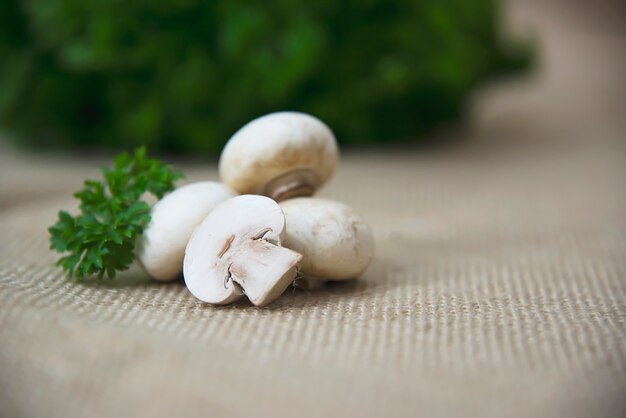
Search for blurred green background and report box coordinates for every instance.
[0,0,530,154]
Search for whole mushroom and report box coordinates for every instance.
[279,198,375,280]
[137,181,237,281]
[219,112,339,201]
[184,195,303,307]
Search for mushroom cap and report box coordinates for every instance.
[137,181,237,281]
[218,112,339,196]
[279,198,375,280]
[183,195,302,307]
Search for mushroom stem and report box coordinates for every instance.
[263,169,318,201]
[228,240,302,306]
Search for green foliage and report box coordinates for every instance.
[0,0,530,153]
[48,147,183,280]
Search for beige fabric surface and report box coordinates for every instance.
[1,2,625,417]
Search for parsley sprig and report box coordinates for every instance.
[48,147,183,280]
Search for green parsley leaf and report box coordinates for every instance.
[48,147,183,281]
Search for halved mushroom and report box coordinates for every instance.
[183,195,303,307]
[219,112,339,201]
[137,181,237,281]
[279,198,375,280]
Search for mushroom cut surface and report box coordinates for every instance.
[183,195,302,307]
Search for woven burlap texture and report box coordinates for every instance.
[1,2,625,417]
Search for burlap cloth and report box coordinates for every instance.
[1,2,625,417]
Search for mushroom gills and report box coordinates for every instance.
[262,168,318,201]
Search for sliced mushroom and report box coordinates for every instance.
[137,181,237,281]
[219,112,339,201]
[279,198,375,280]
[183,195,303,307]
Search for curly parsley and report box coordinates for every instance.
[48,147,183,280]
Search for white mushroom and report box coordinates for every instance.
[183,195,303,307]
[219,112,339,201]
[137,181,237,281]
[279,198,375,280]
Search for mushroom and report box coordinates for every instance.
[279,198,375,280]
[137,181,237,281]
[183,195,303,307]
[219,112,339,201]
